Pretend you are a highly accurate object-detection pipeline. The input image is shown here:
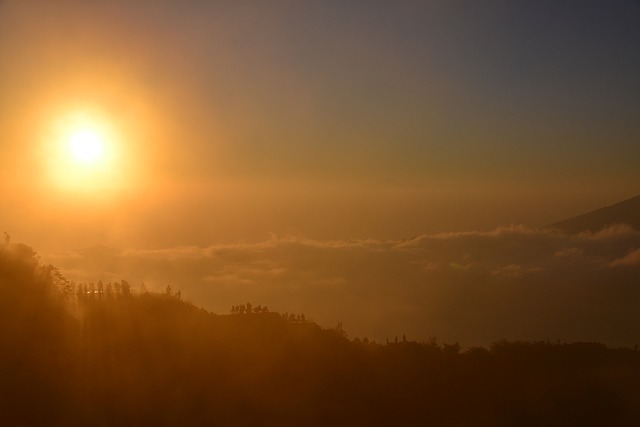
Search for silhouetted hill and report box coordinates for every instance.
[2,241,640,426]
[547,194,640,234]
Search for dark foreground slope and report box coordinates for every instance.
[2,242,640,426]
[548,194,640,234]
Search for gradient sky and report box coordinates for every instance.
[2,0,640,248]
[2,1,640,344]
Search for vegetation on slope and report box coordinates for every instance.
[1,241,639,426]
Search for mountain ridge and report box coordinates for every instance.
[547,193,640,234]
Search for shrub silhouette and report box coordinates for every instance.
[1,241,640,426]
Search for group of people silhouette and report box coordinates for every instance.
[230,303,268,314]
[281,312,306,323]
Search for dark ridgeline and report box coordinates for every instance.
[1,242,640,426]
[547,194,640,234]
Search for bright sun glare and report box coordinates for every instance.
[44,110,124,192]
[68,128,105,164]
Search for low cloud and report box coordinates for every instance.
[610,248,640,267]
[45,225,640,347]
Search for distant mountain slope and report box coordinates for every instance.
[548,194,640,234]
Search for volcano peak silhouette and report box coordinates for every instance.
[548,194,640,234]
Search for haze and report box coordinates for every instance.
[1,0,639,346]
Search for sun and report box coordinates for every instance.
[43,110,124,192]
[68,128,105,164]
[60,115,111,171]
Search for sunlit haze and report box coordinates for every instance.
[1,0,639,347]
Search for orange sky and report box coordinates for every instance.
[2,1,638,252]
[1,0,640,345]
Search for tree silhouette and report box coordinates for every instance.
[121,280,131,296]
[3,241,640,426]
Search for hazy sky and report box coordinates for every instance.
[1,1,640,343]
[2,0,639,246]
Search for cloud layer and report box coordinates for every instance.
[46,225,640,347]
